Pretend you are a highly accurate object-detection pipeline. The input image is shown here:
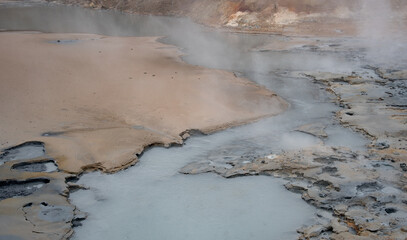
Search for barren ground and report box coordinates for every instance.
[1,1,407,240]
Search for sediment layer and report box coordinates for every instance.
[0,31,288,239]
[0,32,288,174]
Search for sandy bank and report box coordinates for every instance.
[0,32,288,173]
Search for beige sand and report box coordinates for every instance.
[0,32,288,173]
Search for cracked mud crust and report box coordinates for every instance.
[1,2,407,240]
[181,67,407,239]
[0,31,288,240]
[0,32,288,174]
[0,143,85,240]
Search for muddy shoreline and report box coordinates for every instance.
[0,30,287,239]
[182,68,407,239]
[1,2,407,240]
[179,36,407,239]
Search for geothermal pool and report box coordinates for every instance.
[71,135,316,240]
[0,3,369,239]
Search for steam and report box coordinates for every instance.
[0,2,371,160]
[358,0,407,68]
[0,3,381,239]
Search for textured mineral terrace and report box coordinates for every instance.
[181,43,407,239]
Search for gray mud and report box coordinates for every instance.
[0,140,83,239]
[0,179,49,200]
[12,160,58,172]
[0,142,45,165]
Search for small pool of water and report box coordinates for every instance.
[71,134,316,240]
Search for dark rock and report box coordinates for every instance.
[285,182,308,193]
[321,166,338,173]
[384,208,397,214]
[356,182,383,193]
[375,142,390,150]
[314,180,332,188]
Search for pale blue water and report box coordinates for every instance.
[71,133,316,240]
[0,3,371,239]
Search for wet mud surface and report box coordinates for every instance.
[0,142,45,165]
[0,2,407,240]
[0,143,86,240]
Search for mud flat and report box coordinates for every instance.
[0,30,287,239]
[0,32,287,172]
[1,2,407,240]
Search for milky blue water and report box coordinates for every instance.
[0,3,370,239]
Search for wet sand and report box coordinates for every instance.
[0,32,287,173]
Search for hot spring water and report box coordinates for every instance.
[0,3,369,239]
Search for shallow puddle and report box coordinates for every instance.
[0,142,45,165]
[12,160,58,172]
[70,134,317,240]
